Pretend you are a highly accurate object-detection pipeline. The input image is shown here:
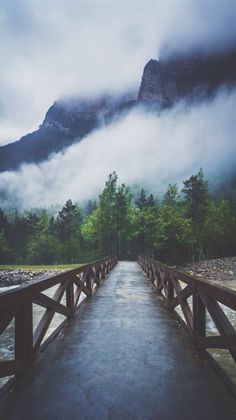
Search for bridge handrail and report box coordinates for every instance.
[138,255,236,375]
[0,256,117,386]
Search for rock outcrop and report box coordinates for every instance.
[138,47,236,107]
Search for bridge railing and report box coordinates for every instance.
[138,255,236,391]
[0,256,117,387]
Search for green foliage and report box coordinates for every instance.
[0,229,11,263]
[82,172,132,258]
[1,169,236,265]
[132,189,159,256]
[158,185,194,264]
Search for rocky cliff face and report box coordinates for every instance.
[0,94,133,172]
[138,48,236,107]
[138,59,177,107]
[1,47,236,173]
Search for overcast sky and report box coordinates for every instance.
[1,0,236,145]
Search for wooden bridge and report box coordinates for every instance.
[0,257,236,419]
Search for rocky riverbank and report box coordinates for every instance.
[181,257,236,282]
[0,269,65,289]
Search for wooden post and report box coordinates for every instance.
[86,270,93,295]
[193,283,206,348]
[15,300,33,376]
[167,274,174,305]
[66,282,74,319]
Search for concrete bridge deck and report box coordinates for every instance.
[1,261,236,419]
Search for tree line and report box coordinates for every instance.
[0,170,235,265]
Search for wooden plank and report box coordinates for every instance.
[167,273,174,304]
[171,275,193,333]
[199,292,236,362]
[33,293,70,316]
[0,303,21,336]
[39,320,67,353]
[0,256,116,381]
[0,257,116,306]
[159,270,169,298]
[0,360,20,378]
[74,287,82,308]
[66,282,74,319]
[170,284,193,309]
[33,280,70,355]
[199,335,227,349]
[193,287,206,346]
[173,311,192,335]
[74,277,91,296]
[15,301,33,370]
[197,281,236,311]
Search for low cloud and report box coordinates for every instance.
[0,87,236,210]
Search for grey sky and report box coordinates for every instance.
[0,0,236,145]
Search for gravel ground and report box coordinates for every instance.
[1,257,236,289]
[180,257,236,282]
[0,269,65,288]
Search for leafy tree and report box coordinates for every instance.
[182,169,210,259]
[25,210,59,264]
[136,189,147,209]
[163,184,180,208]
[0,209,10,235]
[0,229,11,263]
[132,196,159,256]
[98,172,118,254]
[56,199,82,241]
[9,212,29,262]
[26,212,40,238]
[81,207,101,248]
[182,169,209,227]
[113,183,132,257]
[201,200,236,258]
[84,200,97,217]
[55,200,83,262]
[158,184,194,264]
[1,170,236,265]
[82,173,132,258]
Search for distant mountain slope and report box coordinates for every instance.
[1,47,236,173]
[0,95,135,172]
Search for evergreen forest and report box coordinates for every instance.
[0,170,235,265]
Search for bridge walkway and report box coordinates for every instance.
[1,261,236,419]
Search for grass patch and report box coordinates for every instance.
[0,264,85,271]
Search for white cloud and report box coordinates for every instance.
[1,87,236,209]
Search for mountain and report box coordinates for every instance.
[138,47,236,107]
[1,47,236,173]
[0,95,135,172]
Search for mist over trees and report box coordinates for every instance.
[0,170,235,265]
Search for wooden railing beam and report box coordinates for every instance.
[138,255,236,364]
[0,255,117,384]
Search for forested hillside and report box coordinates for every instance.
[0,171,235,265]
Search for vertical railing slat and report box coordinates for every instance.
[15,300,33,375]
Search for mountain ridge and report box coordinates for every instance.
[1,47,236,173]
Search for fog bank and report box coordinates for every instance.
[0,88,236,210]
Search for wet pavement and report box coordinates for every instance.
[1,261,236,420]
